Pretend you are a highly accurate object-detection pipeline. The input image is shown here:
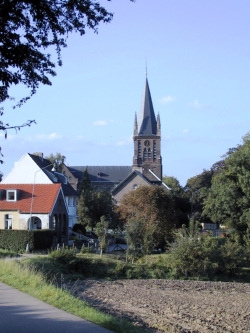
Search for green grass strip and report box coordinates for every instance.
[0,260,145,333]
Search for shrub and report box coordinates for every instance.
[72,223,86,234]
[0,230,53,252]
[80,245,92,254]
[167,220,248,279]
[49,248,77,264]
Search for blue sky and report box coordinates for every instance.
[2,0,250,185]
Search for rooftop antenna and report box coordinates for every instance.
[145,60,148,78]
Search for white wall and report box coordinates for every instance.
[67,196,77,227]
[2,153,53,184]
[21,213,50,229]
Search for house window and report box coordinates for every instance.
[73,197,76,206]
[5,214,13,229]
[68,198,72,206]
[52,216,57,230]
[7,190,16,201]
[133,184,138,190]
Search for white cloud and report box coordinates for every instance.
[93,120,107,126]
[183,129,190,133]
[190,99,204,109]
[48,133,62,140]
[35,133,62,140]
[159,95,176,104]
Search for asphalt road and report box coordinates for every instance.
[0,282,114,333]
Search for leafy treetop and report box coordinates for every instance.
[0,0,134,108]
[117,185,177,247]
[203,132,250,241]
[45,152,66,173]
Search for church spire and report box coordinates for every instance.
[138,78,157,136]
[157,112,161,135]
[134,112,138,135]
[132,75,162,181]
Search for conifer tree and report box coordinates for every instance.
[79,167,91,195]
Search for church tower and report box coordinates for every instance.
[132,77,162,182]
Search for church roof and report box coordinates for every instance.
[138,78,157,136]
[67,166,132,183]
[111,170,152,195]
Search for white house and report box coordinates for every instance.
[0,183,68,243]
[2,152,78,228]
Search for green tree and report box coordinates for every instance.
[184,169,213,223]
[79,167,91,195]
[163,175,189,227]
[0,1,133,108]
[203,133,250,242]
[45,153,66,173]
[78,189,115,230]
[162,175,182,196]
[94,216,109,256]
[0,0,134,163]
[117,185,177,248]
[125,216,156,263]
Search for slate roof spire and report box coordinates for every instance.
[157,112,161,135]
[134,112,138,135]
[138,77,157,136]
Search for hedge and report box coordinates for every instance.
[0,230,54,252]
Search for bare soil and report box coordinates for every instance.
[66,279,250,333]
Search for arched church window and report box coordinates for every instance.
[138,141,141,158]
[153,141,157,159]
[148,148,151,159]
[143,148,147,160]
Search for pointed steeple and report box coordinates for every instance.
[157,112,161,135]
[138,78,157,136]
[134,112,138,135]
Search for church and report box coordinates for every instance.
[64,76,168,203]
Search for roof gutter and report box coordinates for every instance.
[148,169,171,190]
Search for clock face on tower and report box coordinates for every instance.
[144,140,150,147]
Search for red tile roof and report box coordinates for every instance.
[0,184,61,213]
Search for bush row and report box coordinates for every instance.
[0,230,53,252]
[47,248,170,279]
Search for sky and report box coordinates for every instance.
[2,0,250,185]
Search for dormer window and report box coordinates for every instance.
[7,190,17,201]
